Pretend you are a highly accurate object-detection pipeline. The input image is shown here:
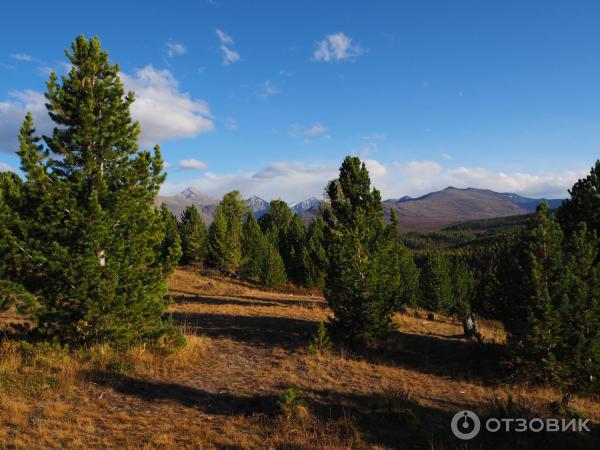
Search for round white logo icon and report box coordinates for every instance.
[451,410,481,440]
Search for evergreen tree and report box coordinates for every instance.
[285,214,307,284]
[259,199,293,245]
[3,36,179,344]
[241,212,267,279]
[260,241,287,288]
[0,171,25,281]
[450,259,481,339]
[386,210,420,308]
[158,204,182,272]
[419,251,453,314]
[499,203,566,381]
[557,224,600,386]
[301,218,328,288]
[178,205,208,266]
[208,190,246,272]
[258,199,303,280]
[557,160,600,237]
[323,156,401,344]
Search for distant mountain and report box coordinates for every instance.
[155,188,216,222]
[156,186,564,231]
[245,196,269,218]
[500,192,564,210]
[290,197,321,215]
[384,187,564,231]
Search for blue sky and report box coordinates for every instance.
[1,0,599,202]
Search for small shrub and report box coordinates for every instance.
[307,321,332,355]
[277,385,305,415]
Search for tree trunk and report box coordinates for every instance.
[462,313,482,342]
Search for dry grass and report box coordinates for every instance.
[0,265,597,449]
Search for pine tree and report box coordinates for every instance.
[554,224,600,386]
[557,160,600,237]
[158,204,182,273]
[178,205,208,266]
[450,260,476,318]
[208,190,246,272]
[259,199,293,245]
[261,241,287,288]
[386,210,420,308]
[419,251,453,314]
[258,199,302,280]
[285,214,307,284]
[499,203,566,381]
[0,171,25,281]
[301,218,328,288]
[323,156,400,344]
[241,212,267,279]
[4,36,179,344]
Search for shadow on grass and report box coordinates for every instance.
[348,329,511,386]
[171,292,328,310]
[171,308,506,383]
[172,295,283,308]
[87,370,278,415]
[172,311,318,350]
[88,371,596,449]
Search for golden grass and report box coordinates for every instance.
[0,265,597,449]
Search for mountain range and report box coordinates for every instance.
[155,186,564,231]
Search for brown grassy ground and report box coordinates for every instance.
[0,266,598,449]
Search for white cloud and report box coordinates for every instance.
[289,123,330,141]
[216,29,234,46]
[313,32,363,62]
[220,45,240,65]
[378,160,584,199]
[11,53,32,62]
[0,89,51,153]
[0,66,213,153]
[259,80,281,99]
[120,65,214,146]
[165,41,186,58]
[161,158,585,203]
[178,159,208,170]
[304,123,327,137]
[216,29,240,65]
[0,162,15,172]
[224,118,238,130]
[161,161,338,203]
[442,153,453,160]
[364,159,388,177]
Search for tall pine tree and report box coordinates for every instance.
[208,190,246,272]
[323,156,401,344]
[4,36,179,344]
[178,205,208,266]
[241,212,267,279]
[419,251,453,314]
[301,218,328,288]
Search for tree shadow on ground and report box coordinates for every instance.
[346,329,511,386]
[88,371,597,449]
[171,309,506,384]
[172,295,282,308]
[171,311,318,350]
[86,370,278,415]
[171,293,327,310]
[303,388,598,450]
